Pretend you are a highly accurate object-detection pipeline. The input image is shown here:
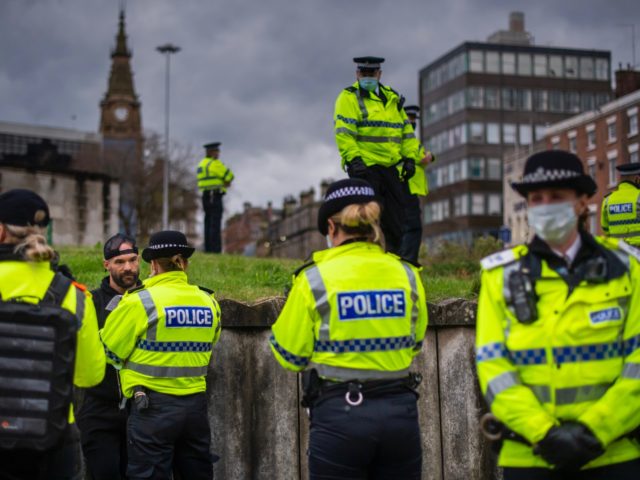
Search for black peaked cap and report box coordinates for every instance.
[142,230,195,262]
[317,178,377,235]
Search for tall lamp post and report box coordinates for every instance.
[156,43,181,230]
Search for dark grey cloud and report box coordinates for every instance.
[1,0,639,216]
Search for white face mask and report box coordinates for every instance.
[527,201,578,246]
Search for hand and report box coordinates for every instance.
[536,422,604,471]
[346,157,367,178]
[421,152,435,165]
[401,158,416,180]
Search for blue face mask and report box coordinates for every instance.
[359,77,378,92]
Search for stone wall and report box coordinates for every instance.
[207,298,501,480]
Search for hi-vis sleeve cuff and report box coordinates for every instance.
[269,334,310,371]
[101,337,125,369]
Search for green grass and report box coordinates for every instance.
[56,247,476,303]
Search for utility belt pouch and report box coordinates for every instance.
[507,270,538,324]
[133,386,149,411]
[301,369,321,408]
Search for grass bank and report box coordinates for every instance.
[56,246,481,303]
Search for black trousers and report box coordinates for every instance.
[348,165,406,255]
[75,395,128,480]
[399,186,422,263]
[308,391,421,479]
[202,191,223,253]
[503,458,640,480]
[0,424,82,480]
[127,390,212,480]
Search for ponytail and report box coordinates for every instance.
[3,224,55,262]
[154,254,188,273]
[330,201,384,248]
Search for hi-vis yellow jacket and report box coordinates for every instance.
[476,236,640,469]
[334,82,424,170]
[270,242,428,382]
[100,271,221,398]
[601,182,640,246]
[196,156,234,193]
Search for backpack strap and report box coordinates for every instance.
[42,272,72,307]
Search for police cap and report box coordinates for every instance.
[203,142,221,151]
[353,56,385,71]
[142,230,195,262]
[404,105,420,118]
[317,178,377,235]
[0,189,50,227]
[616,163,640,176]
[104,233,138,260]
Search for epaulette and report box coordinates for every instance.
[480,248,521,271]
[617,240,640,262]
[398,256,421,269]
[126,284,146,295]
[345,86,357,93]
[71,281,88,292]
[198,285,215,295]
[293,260,316,278]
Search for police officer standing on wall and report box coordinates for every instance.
[270,178,428,479]
[76,233,141,480]
[197,142,234,253]
[0,189,105,479]
[601,163,640,246]
[100,230,222,480]
[476,151,640,479]
[399,105,435,263]
[334,57,427,254]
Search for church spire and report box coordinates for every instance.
[113,10,131,58]
[104,9,136,99]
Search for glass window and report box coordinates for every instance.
[470,122,485,143]
[569,136,577,153]
[608,154,617,186]
[450,161,461,183]
[595,58,609,81]
[460,158,468,180]
[549,55,563,77]
[535,125,547,141]
[485,87,500,109]
[549,91,563,112]
[565,56,578,77]
[608,122,617,142]
[581,93,594,111]
[486,51,500,73]
[580,57,594,80]
[516,89,531,110]
[471,194,485,215]
[630,149,639,164]
[519,124,532,145]
[533,90,548,112]
[442,199,450,219]
[502,52,516,74]
[534,54,547,76]
[468,86,484,108]
[487,158,502,180]
[588,162,596,179]
[517,53,532,76]
[502,88,517,110]
[487,123,500,144]
[451,90,465,113]
[503,124,517,144]
[454,195,469,216]
[587,129,596,149]
[469,50,484,72]
[628,110,638,136]
[469,157,485,178]
[565,92,580,113]
[488,194,502,215]
[596,92,611,108]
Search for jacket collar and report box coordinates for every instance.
[312,241,383,263]
[100,275,142,296]
[142,270,188,288]
[0,244,21,262]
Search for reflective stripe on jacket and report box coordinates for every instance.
[197,156,234,192]
[100,271,222,398]
[475,237,640,469]
[334,82,423,169]
[601,182,640,246]
[270,242,428,382]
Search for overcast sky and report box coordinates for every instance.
[1,0,638,217]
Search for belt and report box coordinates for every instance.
[314,374,421,408]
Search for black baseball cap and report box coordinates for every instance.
[0,189,50,227]
[104,233,138,260]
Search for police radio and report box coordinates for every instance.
[507,270,538,324]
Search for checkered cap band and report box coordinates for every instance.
[521,167,581,184]
[325,186,375,202]
[148,243,190,250]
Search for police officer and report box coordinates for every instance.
[100,230,221,480]
[0,189,105,479]
[197,142,234,253]
[76,233,141,480]
[270,178,428,479]
[398,105,435,263]
[475,151,640,479]
[601,163,640,246]
[334,57,426,254]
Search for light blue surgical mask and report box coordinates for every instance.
[359,77,378,92]
[527,201,577,246]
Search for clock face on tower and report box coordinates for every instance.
[114,106,129,122]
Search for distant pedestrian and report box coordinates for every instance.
[601,162,640,246]
[197,142,234,253]
[270,178,428,479]
[334,56,427,254]
[100,230,221,480]
[76,233,141,480]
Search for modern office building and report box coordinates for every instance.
[419,12,612,245]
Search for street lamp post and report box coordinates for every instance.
[156,43,181,230]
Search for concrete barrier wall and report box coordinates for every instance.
[206,297,501,480]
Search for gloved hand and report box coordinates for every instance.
[401,158,416,180]
[346,157,367,178]
[536,422,604,471]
